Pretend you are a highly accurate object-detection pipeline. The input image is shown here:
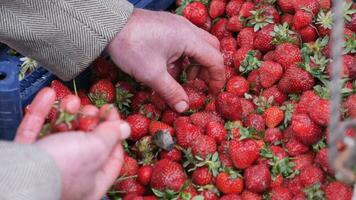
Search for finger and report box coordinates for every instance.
[99,104,120,121]
[15,87,56,144]
[93,120,131,150]
[59,95,81,114]
[80,105,100,117]
[184,36,225,94]
[95,144,124,197]
[148,70,189,113]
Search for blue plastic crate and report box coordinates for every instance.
[0,0,175,141]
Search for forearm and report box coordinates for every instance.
[0,141,61,200]
[0,0,133,81]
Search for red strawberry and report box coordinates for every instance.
[120,154,139,176]
[234,47,253,68]
[259,61,283,89]
[229,139,260,169]
[211,18,232,40]
[215,172,244,194]
[191,134,217,158]
[216,92,242,120]
[293,153,314,171]
[190,111,224,128]
[315,148,334,175]
[222,50,235,67]
[225,0,243,17]
[241,190,262,200]
[50,80,71,100]
[244,164,271,193]
[174,117,202,148]
[115,178,145,196]
[78,90,92,106]
[192,167,213,186]
[270,175,284,189]
[220,194,242,200]
[270,187,293,200]
[319,0,331,10]
[161,109,179,126]
[261,85,288,105]
[291,114,322,145]
[295,90,320,114]
[293,0,320,15]
[293,10,313,30]
[209,0,226,19]
[149,121,174,136]
[226,76,249,96]
[264,128,283,144]
[224,66,236,80]
[220,36,237,51]
[263,51,275,61]
[137,165,153,186]
[270,145,288,159]
[245,114,266,131]
[185,79,208,93]
[240,98,256,119]
[277,0,294,13]
[184,86,206,110]
[89,79,116,107]
[247,69,263,94]
[159,148,182,162]
[278,65,315,94]
[77,105,100,132]
[254,24,275,53]
[264,106,284,128]
[127,114,150,141]
[219,153,234,168]
[227,16,244,32]
[206,121,227,144]
[273,43,302,69]
[299,165,325,187]
[344,94,356,118]
[237,28,257,49]
[285,137,309,156]
[325,181,353,200]
[200,190,219,200]
[308,99,329,126]
[240,2,255,18]
[150,159,187,192]
[297,25,318,43]
[139,103,161,120]
[131,91,150,112]
[280,14,294,26]
[286,176,304,195]
[182,2,208,27]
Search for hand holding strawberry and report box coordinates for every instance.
[15,88,131,200]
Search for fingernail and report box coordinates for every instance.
[119,122,131,139]
[174,101,188,113]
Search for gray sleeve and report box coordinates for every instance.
[0,141,61,200]
[0,0,134,81]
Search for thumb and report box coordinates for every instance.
[149,70,189,113]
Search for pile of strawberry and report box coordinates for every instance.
[29,0,356,199]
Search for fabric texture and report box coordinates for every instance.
[0,0,134,80]
[0,141,61,200]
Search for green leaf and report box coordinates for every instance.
[239,51,262,74]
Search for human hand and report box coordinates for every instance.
[15,88,131,200]
[108,8,225,113]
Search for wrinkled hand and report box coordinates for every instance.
[15,88,131,200]
[108,8,225,113]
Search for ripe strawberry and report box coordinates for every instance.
[89,79,115,107]
[273,43,302,69]
[200,190,219,200]
[224,66,236,80]
[237,28,257,49]
[291,114,322,145]
[297,25,318,43]
[257,5,280,24]
[78,90,92,106]
[182,2,208,27]
[192,167,213,186]
[229,139,260,169]
[241,190,262,200]
[120,155,139,177]
[233,47,254,68]
[278,65,315,94]
[277,0,294,13]
[308,99,329,126]
[149,121,174,136]
[206,121,227,144]
[226,76,249,96]
[220,36,237,51]
[319,0,331,10]
[227,16,244,32]
[50,80,72,100]
[215,172,244,194]
[285,137,309,156]
[270,187,293,200]
[240,98,256,119]
[240,2,255,18]
[137,165,153,186]
[131,91,150,112]
[292,153,314,171]
[219,153,234,168]
[216,92,242,120]
[139,103,161,120]
[247,69,263,94]
[315,148,334,175]
[209,0,226,19]
[77,105,99,132]
[222,50,235,67]
[115,178,145,196]
[295,90,320,114]
[159,148,182,162]
[261,85,288,105]
[254,24,275,53]
[174,118,202,148]
[127,114,150,141]
[270,175,284,189]
[185,79,208,93]
[259,61,283,88]
[150,159,187,192]
[325,181,353,200]
[220,194,242,200]
[190,111,224,128]
[211,18,232,40]
[191,134,217,158]
[293,0,320,15]
[280,14,294,26]
[293,10,313,30]
[264,106,284,128]
[245,114,266,131]
[344,94,356,118]
[299,165,325,187]
[264,128,283,144]
[244,164,271,193]
[161,109,179,126]
[225,0,243,17]
[184,86,206,110]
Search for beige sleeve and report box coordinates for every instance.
[0,0,134,81]
[0,141,61,200]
